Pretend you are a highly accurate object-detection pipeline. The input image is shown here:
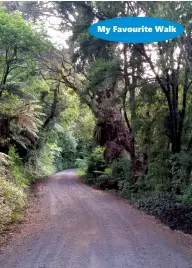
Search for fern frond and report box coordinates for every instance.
[9,99,43,149]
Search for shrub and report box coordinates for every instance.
[94,174,111,188]
[104,168,112,176]
[111,156,135,195]
[0,152,10,178]
[87,147,106,175]
[95,174,122,189]
[111,156,131,181]
[75,157,88,170]
[80,172,95,185]
[79,147,110,186]
[24,143,61,181]
[8,146,29,188]
[0,147,27,232]
[134,193,192,234]
[181,184,192,205]
[146,153,172,192]
[146,151,192,194]
[0,178,26,232]
[168,152,192,194]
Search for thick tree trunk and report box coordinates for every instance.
[95,107,142,177]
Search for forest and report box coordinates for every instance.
[0,1,192,235]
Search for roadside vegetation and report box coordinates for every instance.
[0,1,192,234]
[0,4,94,232]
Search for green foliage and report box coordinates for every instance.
[134,194,192,234]
[168,152,192,194]
[80,147,107,185]
[0,5,97,232]
[75,157,88,170]
[81,153,133,191]
[111,157,135,197]
[145,151,192,195]
[104,168,112,176]
[182,186,192,205]
[0,177,26,232]
[55,129,77,170]
[145,152,172,192]
[0,146,27,232]
[111,157,131,182]
[84,59,120,95]
[94,174,112,189]
[25,143,61,181]
[0,152,10,177]
[0,7,51,82]
[87,147,106,175]
[8,146,28,188]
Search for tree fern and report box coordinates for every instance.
[0,95,44,150]
[10,100,43,149]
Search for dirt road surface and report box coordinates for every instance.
[0,170,192,268]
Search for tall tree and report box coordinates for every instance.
[0,7,50,153]
[49,1,146,175]
[135,1,192,153]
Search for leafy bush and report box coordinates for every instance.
[81,154,134,192]
[146,153,172,192]
[181,184,192,205]
[80,147,108,185]
[94,174,111,188]
[0,152,11,179]
[111,156,131,181]
[0,147,28,232]
[146,151,192,194]
[9,146,29,188]
[104,168,112,176]
[75,157,88,170]
[0,178,26,232]
[168,152,192,194]
[134,193,192,234]
[87,147,106,175]
[111,156,135,196]
[96,174,122,189]
[24,144,60,181]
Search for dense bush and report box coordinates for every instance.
[9,146,29,187]
[0,150,27,233]
[182,185,192,205]
[25,144,60,181]
[80,150,192,234]
[95,168,120,189]
[80,147,107,184]
[146,151,192,195]
[82,153,133,191]
[134,194,192,234]
[111,157,136,197]
[87,147,106,175]
[111,157,131,180]
[0,178,26,232]
[75,157,88,170]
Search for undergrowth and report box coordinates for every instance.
[78,147,192,234]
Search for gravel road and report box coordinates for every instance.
[0,169,192,268]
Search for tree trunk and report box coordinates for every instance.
[43,84,59,129]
